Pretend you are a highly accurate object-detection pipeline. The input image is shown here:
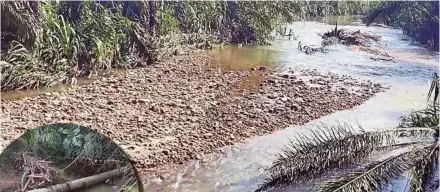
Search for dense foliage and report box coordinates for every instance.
[364,1,439,50]
[0,1,378,91]
[0,123,130,166]
[0,123,134,190]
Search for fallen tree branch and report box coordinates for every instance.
[28,166,132,192]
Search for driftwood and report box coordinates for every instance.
[370,56,395,62]
[319,22,393,62]
[277,27,298,40]
[28,166,132,192]
[297,41,328,55]
[18,154,56,191]
[322,22,381,46]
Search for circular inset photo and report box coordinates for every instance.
[0,123,143,192]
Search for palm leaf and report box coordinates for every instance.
[427,72,439,105]
[256,124,395,192]
[317,149,418,192]
[400,105,439,128]
[255,125,437,192]
[0,1,41,46]
[411,142,439,192]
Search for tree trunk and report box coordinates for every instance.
[28,166,132,192]
[148,1,157,36]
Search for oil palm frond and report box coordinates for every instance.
[318,142,438,192]
[317,148,420,192]
[427,72,439,105]
[411,142,439,192]
[255,125,437,192]
[400,105,439,128]
[1,1,41,46]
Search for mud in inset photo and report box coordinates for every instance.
[0,123,142,192]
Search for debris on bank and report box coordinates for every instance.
[297,41,329,55]
[322,23,380,46]
[320,23,394,62]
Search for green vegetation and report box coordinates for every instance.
[364,1,439,50]
[0,123,138,191]
[256,73,439,192]
[1,1,378,91]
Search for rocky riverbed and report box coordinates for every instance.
[0,55,385,174]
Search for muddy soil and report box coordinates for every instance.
[0,55,385,174]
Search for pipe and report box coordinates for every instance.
[28,166,131,192]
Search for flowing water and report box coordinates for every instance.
[145,17,439,192]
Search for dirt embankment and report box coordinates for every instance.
[0,55,385,174]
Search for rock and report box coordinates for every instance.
[136,62,148,68]
[291,104,300,111]
[267,79,277,84]
[138,99,150,103]
[259,66,267,71]
[150,106,160,112]
[267,94,278,99]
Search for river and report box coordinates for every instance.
[144,17,439,192]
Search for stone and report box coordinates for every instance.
[267,79,277,84]
[138,99,150,103]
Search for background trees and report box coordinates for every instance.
[0,1,377,91]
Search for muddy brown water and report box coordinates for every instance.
[0,69,130,101]
[209,45,279,92]
[0,76,97,101]
[143,17,439,192]
[0,46,276,101]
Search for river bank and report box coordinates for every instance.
[0,52,385,174]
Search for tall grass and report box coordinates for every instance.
[1,1,379,91]
[1,1,137,90]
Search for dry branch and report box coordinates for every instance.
[28,166,132,192]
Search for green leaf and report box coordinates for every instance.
[317,150,417,192]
